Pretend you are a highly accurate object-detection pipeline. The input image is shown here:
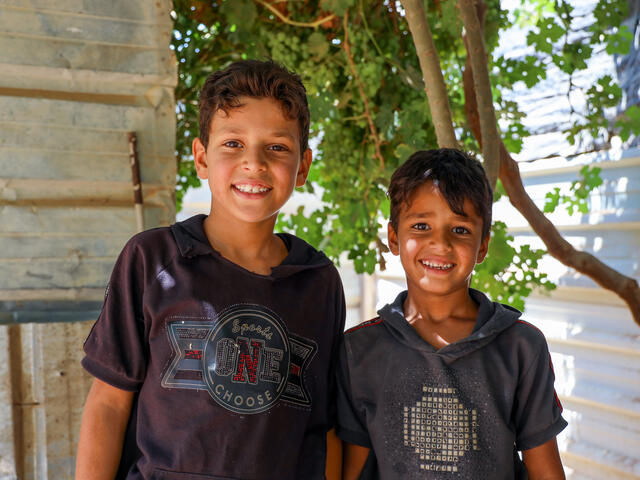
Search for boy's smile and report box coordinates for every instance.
[193,96,311,228]
[388,182,489,300]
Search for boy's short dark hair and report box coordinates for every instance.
[198,59,310,154]
[388,148,493,238]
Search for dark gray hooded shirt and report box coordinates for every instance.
[337,289,567,479]
[83,215,345,480]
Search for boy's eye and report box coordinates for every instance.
[452,226,470,234]
[268,144,289,152]
[412,223,430,231]
[223,140,242,148]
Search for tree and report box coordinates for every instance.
[171,0,640,323]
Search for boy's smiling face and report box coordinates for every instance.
[193,96,311,227]
[388,181,489,300]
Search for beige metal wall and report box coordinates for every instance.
[0,1,177,478]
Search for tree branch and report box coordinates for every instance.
[399,0,458,148]
[461,5,640,326]
[343,11,385,170]
[254,0,335,28]
[457,0,499,188]
[499,143,640,326]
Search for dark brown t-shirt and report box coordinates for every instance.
[83,215,345,479]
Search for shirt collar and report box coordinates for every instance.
[169,214,332,277]
[170,214,214,258]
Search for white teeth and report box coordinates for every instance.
[421,261,453,270]
[235,184,270,193]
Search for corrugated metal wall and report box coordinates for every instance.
[497,151,640,479]
[0,1,176,478]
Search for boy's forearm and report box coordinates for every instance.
[342,442,370,480]
[522,437,565,480]
[325,428,342,480]
[75,378,134,480]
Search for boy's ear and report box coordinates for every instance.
[192,138,208,180]
[295,148,313,187]
[387,222,399,256]
[476,234,490,264]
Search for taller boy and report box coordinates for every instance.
[76,60,345,479]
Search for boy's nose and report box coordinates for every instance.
[242,149,267,171]
[429,230,453,251]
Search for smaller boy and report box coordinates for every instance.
[76,60,344,480]
[337,149,567,479]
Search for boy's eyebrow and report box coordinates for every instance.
[405,211,471,220]
[214,127,297,142]
[270,131,297,141]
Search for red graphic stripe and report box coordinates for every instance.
[345,317,383,334]
[553,389,563,411]
[516,319,544,335]
[548,353,563,411]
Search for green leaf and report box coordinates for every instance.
[544,188,561,213]
[526,17,564,54]
[605,26,634,55]
[308,31,330,59]
[615,105,640,141]
[220,0,257,31]
[320,0,356,16]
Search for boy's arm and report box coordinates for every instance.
[342,442,370,480]
[522,437,565,480]
[75,378,134,480]
[325,428,342,480]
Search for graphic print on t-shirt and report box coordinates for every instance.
[403,386,479,473]
[161,304,317,414]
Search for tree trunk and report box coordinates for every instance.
[457,0,500,189]
[400,0,458,148]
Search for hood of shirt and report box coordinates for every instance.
[170,214,332,279]
[377,288,522,363]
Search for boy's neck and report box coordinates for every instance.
[402,286,479,349]
[202,212,288,276]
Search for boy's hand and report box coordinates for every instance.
[523,437,565,480]
[75,378,134,480]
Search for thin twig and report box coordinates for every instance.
[359,0,412,80]
[254,0,335,28]
[343,11,385,170]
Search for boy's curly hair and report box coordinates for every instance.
[198,60,310,154]
[388,148,493,238]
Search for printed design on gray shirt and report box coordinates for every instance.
[161,304,317,414]
[404,386,479,473]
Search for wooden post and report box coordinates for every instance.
[128,132,144,233]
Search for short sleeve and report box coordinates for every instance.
[336,338,372,448]
[81,238,148,391]
[513,329,567,451]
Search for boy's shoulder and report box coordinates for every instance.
[345,317,385,336]
[275,232,334,271]
[342,317,389,357]
[119,214,208,257]
[110,215,207,287]
[506,317,550,349]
